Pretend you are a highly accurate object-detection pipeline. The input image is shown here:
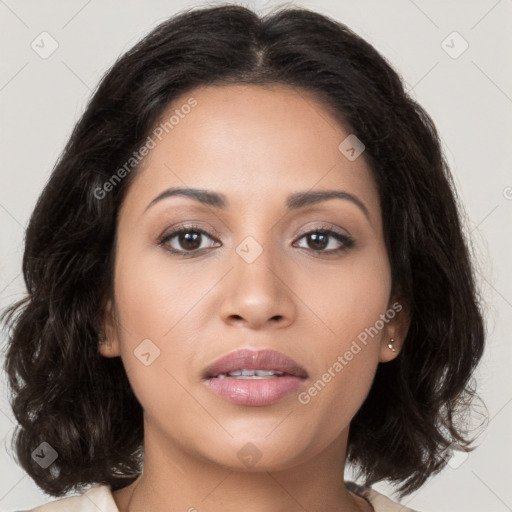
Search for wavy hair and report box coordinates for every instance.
[1,3,485,499]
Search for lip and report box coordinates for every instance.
[203,348,308,407]
[203,348,308,379]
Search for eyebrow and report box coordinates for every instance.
[144,186,371,221]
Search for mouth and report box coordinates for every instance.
[214,369,288,379]
[203,348,308,379]
[202,348,308,406]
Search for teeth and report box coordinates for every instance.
[214,369,285,379]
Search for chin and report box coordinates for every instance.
[198,435,313,473]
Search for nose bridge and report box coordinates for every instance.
[231,206,282,280]
[219,225,296,327]
[233,230,283,298]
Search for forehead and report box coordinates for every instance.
[120,83,380,223]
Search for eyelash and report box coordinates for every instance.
[157,223,354,258]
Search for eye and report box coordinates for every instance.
[157,223,354,257]
[293,225,354,255]
[157,224,220,256]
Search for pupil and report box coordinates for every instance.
[180,232,201,250]
[309,233,327,250]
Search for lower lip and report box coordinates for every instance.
[206,375,306,406]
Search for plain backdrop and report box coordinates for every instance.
[1,1,511,511]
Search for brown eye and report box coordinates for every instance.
[158,224,220,255]
[294,227,354,254]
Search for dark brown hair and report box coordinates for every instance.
[1,3,486,499]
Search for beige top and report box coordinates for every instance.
[19,482,420,512]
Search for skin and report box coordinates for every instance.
[99,83,409,512]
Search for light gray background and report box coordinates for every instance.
[1,1,511,511]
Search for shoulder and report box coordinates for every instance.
[346,481,423,512]
[15,484,118,512]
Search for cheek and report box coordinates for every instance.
[305,244,392,349]
[294,246,391,411]
[111,241,205,394]
[113,234,215,338]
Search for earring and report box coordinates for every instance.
[387,338,397,352]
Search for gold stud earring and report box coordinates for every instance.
[387,338,397,352]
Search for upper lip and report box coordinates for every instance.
[203,348,308,379]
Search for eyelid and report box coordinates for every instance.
[295,222,351,239]
[158,222,222,242]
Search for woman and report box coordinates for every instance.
[2,4,485,512]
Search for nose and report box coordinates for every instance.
[218,241,296,330]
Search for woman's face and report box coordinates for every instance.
[101,83,407,471]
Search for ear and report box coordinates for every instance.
[378,296,410,363]
[98,297,121,358]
